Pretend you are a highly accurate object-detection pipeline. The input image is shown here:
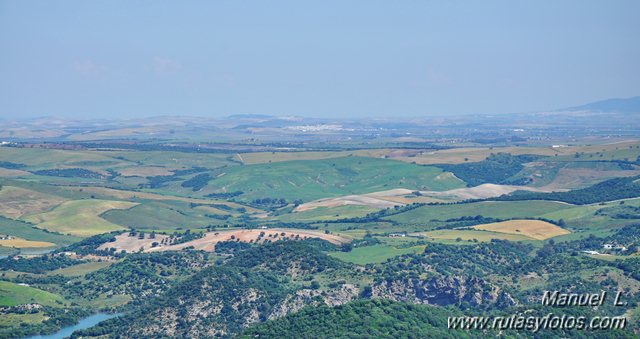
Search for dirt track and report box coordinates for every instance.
[421,183,545,200]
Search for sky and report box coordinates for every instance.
[0,0,639,119]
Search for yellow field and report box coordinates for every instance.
[0,186,67,219]
[471,219,570,240]
[0,237,55,248]
[418,229,533,242]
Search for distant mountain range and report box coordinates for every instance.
[561,96,640,113]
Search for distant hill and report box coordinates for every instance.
[562,96,640,113]
[226,114,274,119]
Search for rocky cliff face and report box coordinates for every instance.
[370,275,516,308]
[86,242,520,338]
[123,282,362,338]
[268,283,360,320]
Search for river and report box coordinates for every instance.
[25,313,121,339]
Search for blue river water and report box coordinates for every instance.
[25,313,121,339]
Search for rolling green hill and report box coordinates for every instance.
[0,281,65,307]
[203,156,466,202]
[23,199,137,236]
[0,216,80,247]
[101,200,226,230]
[384,200,572,225]
[494,175,640,204]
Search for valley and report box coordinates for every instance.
[1,114,640,338]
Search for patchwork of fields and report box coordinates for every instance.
[99,228,351,253]
[1,142,639,256]
[2,139,640,338]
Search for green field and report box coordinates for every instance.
[0,312,47,327]
[0,216,80,247]
[275,205,379,223]
[0,147,236,173]
[329,242,426,265]
[23,199,137,236]
[0,148,121,170]
[541,198,640,220]
[0,246,17,257]
[385,200,572,225]
[553,142,640,163]
[47,261,113,277]
[200,156,466,202]
[238,150,360,164]
[418,229,535,242]
[538,198,640,232]
[101,200,222,230]
[0,281,65,307]
[100,150,236,170]
[237,149,397,165]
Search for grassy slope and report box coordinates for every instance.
[0,148,121,169]
[23,199,137,236]
[385,200,572,224]
[419,229,535,242]
[47,261,113,277]
[0,281,65,307]
[0,216,80,246]
[275,205,379,223]
[99,150,235,169]
[101,200,220,230]
[541,198,640,220]
[0,313,47,327]
[205,156,466,202]
[0,246,17,257]
[238,149,392,165]
[0,185,67,219]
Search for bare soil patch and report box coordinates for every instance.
[99,229,351,253]
[422,183,544,201]
[98,233,169,252]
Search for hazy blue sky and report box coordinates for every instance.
[1,1,638,119]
